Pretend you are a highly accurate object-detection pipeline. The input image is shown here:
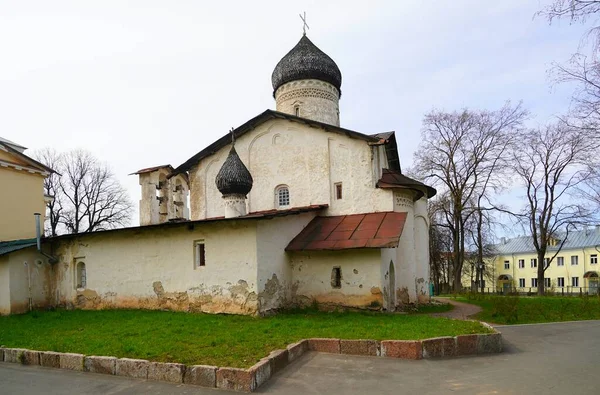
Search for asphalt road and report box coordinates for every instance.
[1,320,599,394]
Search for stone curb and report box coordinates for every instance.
[0,330,501,392]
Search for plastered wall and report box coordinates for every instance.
[189,119,392,220]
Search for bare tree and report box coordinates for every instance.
[31,148,63,237]
[414,102,528,291]
[511,123,599,294]
[34,149,133,235]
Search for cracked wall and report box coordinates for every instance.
[290,249,383,309]
[53,220,260,315]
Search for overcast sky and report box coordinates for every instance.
[0,1,590,229]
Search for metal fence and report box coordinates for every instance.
[468,287,600,296]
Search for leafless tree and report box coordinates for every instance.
[31,148,63,237]
[429,198,454,294]
[414,102,528,291]
[510,123,600,294]
[34,149,133,235]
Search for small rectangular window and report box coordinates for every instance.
[557,257,564,266]
[557,277,565,287]
[591,254,598,265]
[194,241,205,268]
[519,278,525,287]
[571,255,578,265]
[335,183,343,200]
[531,278,538,287]
[331,267,341,288]
[572,277,579,287]
[518,259,525,268]
[504,261,510,270]
[544,258,550,268]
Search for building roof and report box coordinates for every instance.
[376,169,436,199]
[494,228,600,255]
[286,211,407,251]
[171,110,381,176]
[45,204,329,242]
[271,34,342,95]
[0,238,37,256]
[215,146,253,196]
[131,164,174,175]
[0,140,55,175]
[0,136,27,153]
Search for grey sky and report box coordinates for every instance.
[0,1,589,227]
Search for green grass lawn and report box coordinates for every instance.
[0,308,489,368]
[455,295,600,325]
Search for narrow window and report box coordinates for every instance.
[557,277,565,287]
[531,278,538,287]
[294,106,300,117]
[557,257,564,266]
[519,278,525,287]
[76,262,86,289]
[194,240,205,268]
[518,259,525,268]
[504,260,510,270]
[571,255,579,265]
[572,277,579,287]
[335,183,343,200]
[544,278,551,287]
[530,258,537,268]
[331,267,342,288]
[591,254,598,265]
[276,186,290,209]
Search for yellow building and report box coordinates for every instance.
[0,137,53,242]
[494,230,600,294]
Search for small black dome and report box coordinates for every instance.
[215,146,253,196]
[272,35,342,95]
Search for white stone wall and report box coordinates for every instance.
[255,212,317,313]
[139,170,190,226]
[275,79,340,126]
[189,119,392,219]
[53,221,261,315]
[393,190,417,304]
[414,197,431,302]
[0,247,54,315]
[290,249,383,308]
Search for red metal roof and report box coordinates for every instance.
[285,211,407,251]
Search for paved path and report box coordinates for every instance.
[2,320,600,394]
[429,297,482,319]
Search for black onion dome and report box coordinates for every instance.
[215,146,253,196]
[271,35,342,94]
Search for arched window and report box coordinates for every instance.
[76,262,86,289]
[275,185,290,209]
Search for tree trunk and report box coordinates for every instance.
[537,252,546,295]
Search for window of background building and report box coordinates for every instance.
[518,259,525,268]
[591,254,598,265]
[519,278,525,287]
[557,277,565,287]
[531,278,538,287]
[531,258,537,268]
[504,261,510,269]
[571,255,579,265]
[572,277,579,287]
[544,278,551,287]
[557,257,564,266]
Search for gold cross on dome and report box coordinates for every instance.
[299,11,310,35]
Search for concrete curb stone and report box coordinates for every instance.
[22,350,40,365]
[380,340,423,359]
[59,353,85,371]
[248,358,271,390]
[287,340,308,363]
[40,352,61,368]
[217,367,253,392]
[422,337,456,358]
[267,349,289,374]
[308,338,340,353]
[115,358,149,379]
[456,335,478,355]
[0,347,4,362]
[183,364,218,387]
[148,362,185,383]
[340,339,380,356]
[84,356,117,375]
[3,348,27,363]
[477,332,503,354]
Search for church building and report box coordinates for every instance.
[1,33,435,316]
